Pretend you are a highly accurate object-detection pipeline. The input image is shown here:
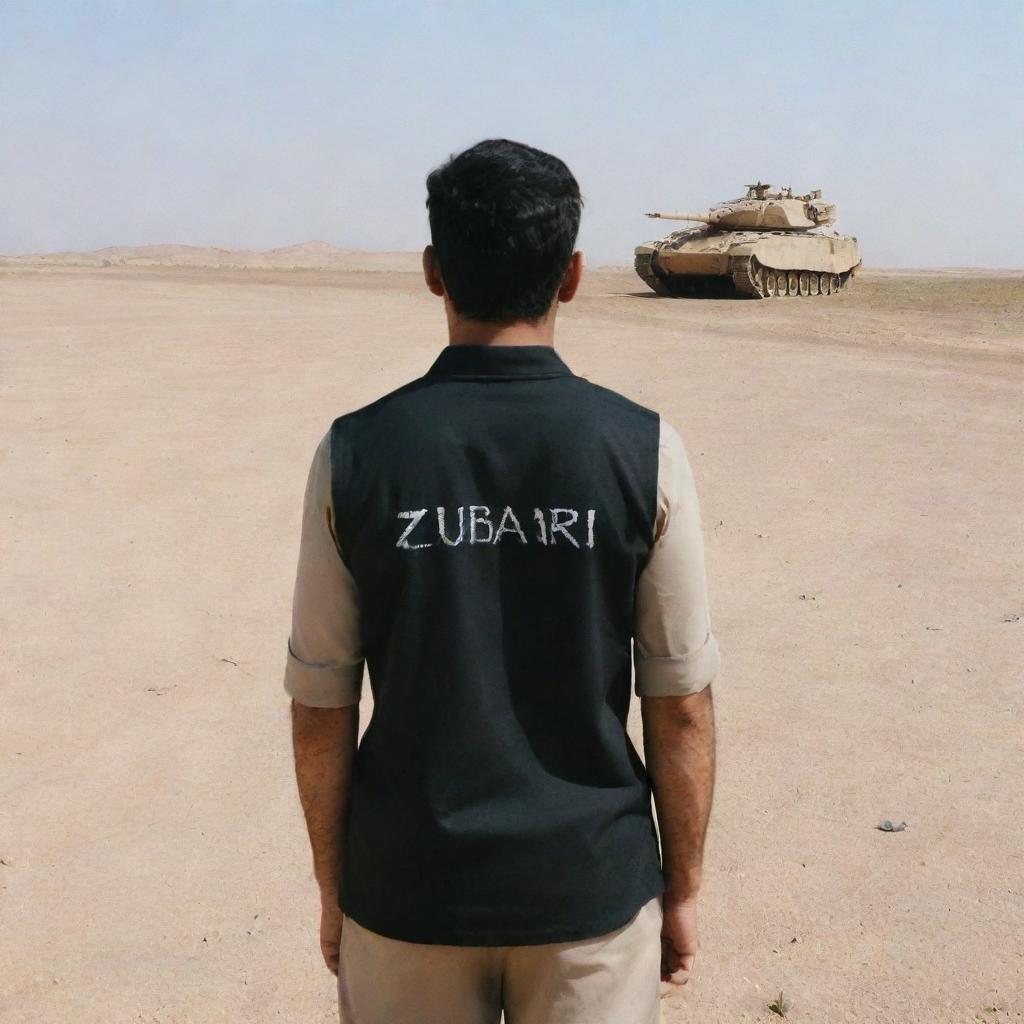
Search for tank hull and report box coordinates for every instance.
[635,226,861,299]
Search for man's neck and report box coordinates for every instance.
[446,310,556,348]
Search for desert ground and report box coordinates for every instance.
[2,248,1022,1024]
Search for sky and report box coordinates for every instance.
[2,1,1023,267]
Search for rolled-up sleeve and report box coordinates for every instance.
[283,430,364,708]
[633,418,721,697]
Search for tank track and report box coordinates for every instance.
[635,250,738,297]
[637,252,855,300]
[633,251,673,296]
[729,256,854,299]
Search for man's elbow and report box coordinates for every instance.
[290,699,359,745]
[641,683,715,729]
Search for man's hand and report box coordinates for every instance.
[660,895,698,985]
[642,688,715,986]
[291,701,360,974]
[320,892,344,975]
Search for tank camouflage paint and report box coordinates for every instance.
[634,183,861,298]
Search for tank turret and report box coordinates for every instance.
[646,184,837,232]
[634,182,860,299]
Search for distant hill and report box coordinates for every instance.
[0,241,422,272]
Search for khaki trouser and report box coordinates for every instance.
[337,896,663,1024]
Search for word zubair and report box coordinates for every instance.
[396,506,597,550]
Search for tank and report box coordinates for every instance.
[634,183,861,298]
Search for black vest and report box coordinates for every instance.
[332,345,665,945]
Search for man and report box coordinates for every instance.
[286,139,719,1024]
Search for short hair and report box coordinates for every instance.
[425,139,583,323]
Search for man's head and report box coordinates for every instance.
[424,139,583,324]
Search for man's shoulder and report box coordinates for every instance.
[576,381,687,455]
[327,375,435,436]
[572,376,660,426]
[324,369,662,448]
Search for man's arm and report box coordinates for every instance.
[641,688,715,985]
[291,702,359,975]
[283,430,364,974]
[633,418,720,986]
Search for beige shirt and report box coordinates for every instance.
[285,418,720,707]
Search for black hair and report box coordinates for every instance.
[425,139,583,323]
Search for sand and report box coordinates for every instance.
[1,254,1022,1023]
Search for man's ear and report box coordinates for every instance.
[558,251,585,304]
[422,245,446,298]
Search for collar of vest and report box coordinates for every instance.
[425,344,574,381]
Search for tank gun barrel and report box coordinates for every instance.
[645,210,720,224]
